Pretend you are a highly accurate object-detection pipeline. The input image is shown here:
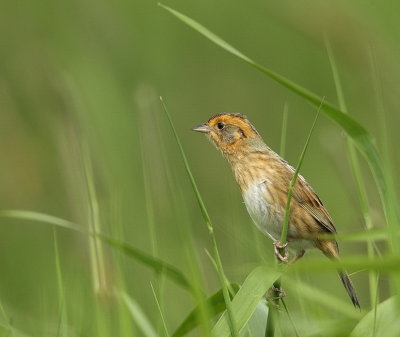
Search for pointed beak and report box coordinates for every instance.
[191,123,211,133]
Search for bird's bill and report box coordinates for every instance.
[191,123,211,133]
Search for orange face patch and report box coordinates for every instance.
[207,113,259,138]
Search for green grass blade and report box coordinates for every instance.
[158,4,399,255]
[151,282,170,337]
[116,290,158,337]
[158,98,212,232]
[279,103,289,158]
[322,227,397,243]
[280,226,398,243]
[82,142,108,295]
[245,302,269,337]
[280,102,321,245]
[289,256,400,273]
[158,4,368,141]
[160,97,239,337]
[0,210,194,294]
[98,234,194,293]
[283,277,361,319]
[326,38,378,308]
[211,266,280,337]
[0,323,31,337]
[350,297,399,337]
[0,210,82,231]
[0,301,21,337]
[270,101,318,337]
[171,284,240,337]
[53,229,68,337]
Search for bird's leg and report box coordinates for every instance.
[265,283,286,307]
[270,284,286,299]
[290,249,305,264]
[273,240,289,263]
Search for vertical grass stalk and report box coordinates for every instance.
[136,87,213,335]
[160,97,239,337]
[279,102,322,247]
[279,103,289,158]
[82,142,108,295]
[326,38,378,307]
[151,282,170,337]
[53,229,68,337]
[267,102,319,337]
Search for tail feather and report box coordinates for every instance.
[316,240,360,308]
[339,271,360,309]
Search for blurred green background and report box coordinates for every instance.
[0,0,399,335]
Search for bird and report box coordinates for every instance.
[192,112,360,308]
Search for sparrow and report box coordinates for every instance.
[192,113,360,308]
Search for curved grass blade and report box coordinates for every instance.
[0,323,31,337]
[283,276,361,319]
[158,4,399,255]
[245,301,269,337]
[289,256,400,274]
[211,266,280,337]
[116,290,158,337]
[326,38,380,309]
[160,98,239,337]
[350,297,399,337]
[98,234,194,292]
[0,210,82,232]
[0,210,194,294]
[172,284,240,337]
[280,102,321,246]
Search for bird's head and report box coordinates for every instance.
[192,113,266,155]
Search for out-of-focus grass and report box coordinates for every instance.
[0,0,399,336]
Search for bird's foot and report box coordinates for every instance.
[273,240,289,263]
[265,284,286,307]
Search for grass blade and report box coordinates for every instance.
[269,102,320,337]
[211,266,280,337]
[116,290,158,337]
[82,142,108,295]
[171,284,240,337]
[158,3,399,256]
[279,103,289,158]
[0,210,82,231]
[289,256,400,273]
[283,276,361,319]
[98,234,194,293]
[350,297,399,337]
[0,210,194,294]
[326,38,379,308]
[160,97,239,337]
[151,282,170,337]
[280,101,322,246]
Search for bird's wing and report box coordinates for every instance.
[293,176,337,234]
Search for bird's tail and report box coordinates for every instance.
[338,271,360,309]
[317,240,360,308]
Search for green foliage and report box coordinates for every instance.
[212,266,280,337]
[172,285,240,337]
[158,5,399,255]
[0,1,399,336]
[0,210,194,293]
[351,297,399,337]
[117,290,158,337]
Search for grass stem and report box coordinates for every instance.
[160,97,239,337]
[279,101,322,247]
[326,37,378,308]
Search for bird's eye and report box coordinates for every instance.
[217,122,225,130]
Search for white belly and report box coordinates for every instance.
[242,181,313,251]
[242,181,282,241]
